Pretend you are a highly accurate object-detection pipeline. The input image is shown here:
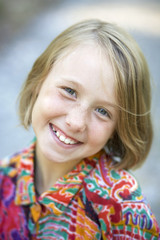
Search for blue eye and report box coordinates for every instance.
[96,108,110,118]
[64,88,76,97]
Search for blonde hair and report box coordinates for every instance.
[18,19,153,169]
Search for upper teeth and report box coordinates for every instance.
[51,125,77,145]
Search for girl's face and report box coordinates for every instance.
[32,44,118,165]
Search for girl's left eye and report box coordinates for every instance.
[64,87,77,97]
[96,107,110,118]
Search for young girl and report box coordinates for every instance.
[0,19,159,239]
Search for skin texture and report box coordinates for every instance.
[31,44,118,193]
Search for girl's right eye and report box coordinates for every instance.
[63,87,77,98]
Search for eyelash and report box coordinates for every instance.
[95,108,111,118]
[63,87,77,98]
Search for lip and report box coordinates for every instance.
[49,123,82,148]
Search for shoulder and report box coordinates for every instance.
[0,151,23,206]
[83,153,160,238]
[0,139,35,180]
[84,152,141,203]
[0,151,22,178]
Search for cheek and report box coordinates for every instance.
[89,121,115,146]
[31,96,51,126]
[32,93,69,124]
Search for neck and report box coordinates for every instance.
[34,145,81,195]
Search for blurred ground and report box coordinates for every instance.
[0,0,160,225]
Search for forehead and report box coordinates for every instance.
[53,44,116,100]
[36,43,117,110]
[55,41,108,68]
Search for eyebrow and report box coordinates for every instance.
[61,77,119,110]
[61,77,83,89]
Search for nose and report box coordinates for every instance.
[65,106,87,132]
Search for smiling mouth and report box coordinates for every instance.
[49,123,80,145]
